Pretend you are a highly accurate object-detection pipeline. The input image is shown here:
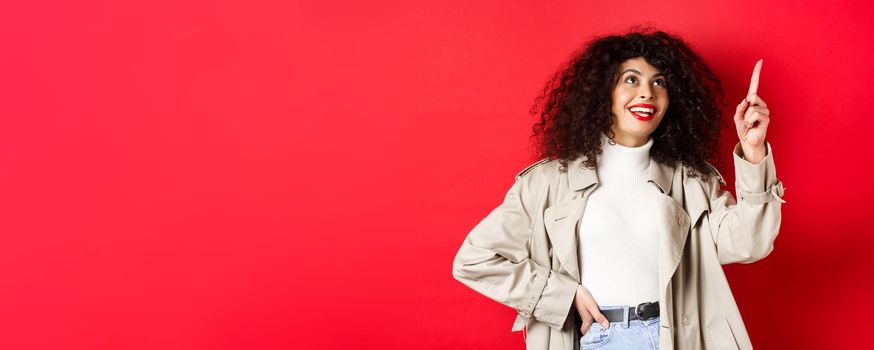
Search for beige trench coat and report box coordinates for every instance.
[452,141,785,350]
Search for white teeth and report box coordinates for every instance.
[630,107,655,113]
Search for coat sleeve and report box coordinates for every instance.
[452,172,579,331]
[706,141,786,265]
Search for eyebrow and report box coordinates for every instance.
[621,69,665,78]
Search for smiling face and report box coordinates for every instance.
[609,57,670,147]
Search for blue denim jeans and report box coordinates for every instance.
[579,305,660,349]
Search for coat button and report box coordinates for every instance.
[682,315,690,325]
[678,216,686,226]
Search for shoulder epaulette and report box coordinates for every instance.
[704,162,726,186]
[515,158,551,180]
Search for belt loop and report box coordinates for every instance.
[622,306,630,328]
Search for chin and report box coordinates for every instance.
[630,127,656,138]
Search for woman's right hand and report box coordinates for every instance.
[574,284,609,335]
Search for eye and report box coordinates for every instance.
[624,76,638,84]
[653,78,667,88]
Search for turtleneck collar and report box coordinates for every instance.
[598,132,653,176]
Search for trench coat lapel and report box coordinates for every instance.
[543,156,596,283]
[545,154,694,288]
[544,197,587,282]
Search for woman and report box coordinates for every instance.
[452,29,785,350]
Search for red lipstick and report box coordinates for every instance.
[627,103,657,121]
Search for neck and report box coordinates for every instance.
[607,128,650,147]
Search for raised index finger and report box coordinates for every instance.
[746,59,763,98]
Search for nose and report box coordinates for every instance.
[639,84,654,100]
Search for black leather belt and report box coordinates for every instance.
[600,302,659,322]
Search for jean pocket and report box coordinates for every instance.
[580,323,614,349]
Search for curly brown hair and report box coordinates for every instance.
[529,28,727,181]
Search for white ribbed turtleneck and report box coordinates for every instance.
[578,132,662,307]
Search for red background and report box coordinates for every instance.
[2,0,873,349]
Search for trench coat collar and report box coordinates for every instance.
[567,151,676,194]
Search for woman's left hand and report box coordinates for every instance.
[733,59,769,164]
